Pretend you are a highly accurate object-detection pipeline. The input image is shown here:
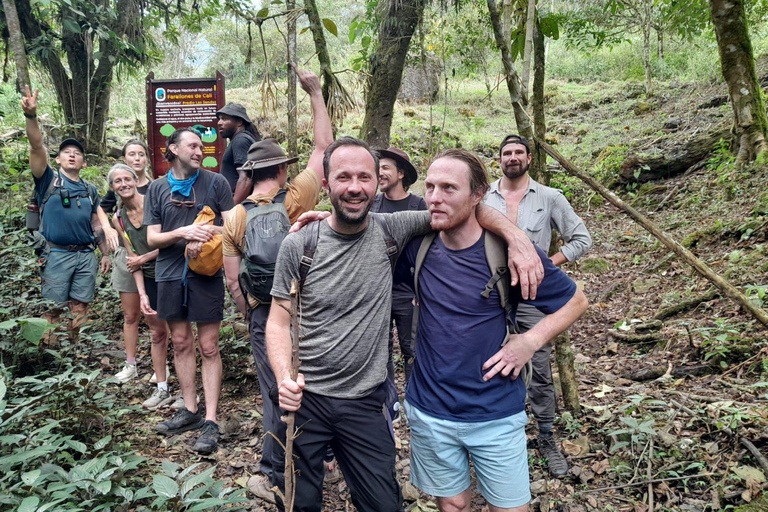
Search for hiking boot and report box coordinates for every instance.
[155,407,205,435]
[538,434,569,477]
[193,420,220,454]
[247,474,276,504]
[115,363,138,383]
[143,388,171,410]
[149,365,171,384]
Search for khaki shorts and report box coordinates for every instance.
[110,247,138,293]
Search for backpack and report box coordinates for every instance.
[238,189,289,304]
[370,193,423,214]
[298,213,398,288]
[410,230,532,386]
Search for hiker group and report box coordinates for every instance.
[22,63,591,512]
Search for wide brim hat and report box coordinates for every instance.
[216,103,253,125]
[378,147,418,187]
[237,138,298,171]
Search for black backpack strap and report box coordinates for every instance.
[198,173,217,212]
[272,189,287,204]
[371,194,383,213]
[412,231,437,302]
[407,193,422,211]
[299,220,321,288]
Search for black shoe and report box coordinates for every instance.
[193,420,220,454]
[155,407,205,436]
[538,434,569,477]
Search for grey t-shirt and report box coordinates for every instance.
[144,169,234,281]
[271,211,431,399]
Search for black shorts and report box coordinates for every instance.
[144,276,159,312]
[156,273,225,323]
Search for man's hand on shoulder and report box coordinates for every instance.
[278,373,305,411]
[506,234,544,300]
[289,210,331,233]
[481,332,538,382]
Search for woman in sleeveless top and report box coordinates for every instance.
[108,163,172,410]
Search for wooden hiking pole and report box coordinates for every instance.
[284,279,302,512]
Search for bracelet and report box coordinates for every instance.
[24,113,37,119]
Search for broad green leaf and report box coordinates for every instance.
[62,17,81,34]
[64,439,87,454]
[0,319,17,330]
[22,469,42,486]
[18,496,40,512]
[153,474,180,498]
[256,7,269,18]
[94,435,111,450]
[0,378,6,403]
[0,445,56,468]
[93,480,112,494]
[322,18,338,37]
[0,434,25,445]
[181,465,216,497]
[162,460,181,477]
[19,318,51,344]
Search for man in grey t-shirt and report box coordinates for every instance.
[266,137,546,512]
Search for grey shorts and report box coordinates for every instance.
[41,249,98,304]
[110,247,138,293]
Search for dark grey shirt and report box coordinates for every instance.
[144,169,234,281]
[221,131,257,193]
[271,211,431,399]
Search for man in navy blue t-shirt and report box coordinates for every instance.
[395,149,588,512]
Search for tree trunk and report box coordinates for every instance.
[520,0,536,103]
[303,0,334,104]
[2,0,30,92]
[642,0,653,96]
[287,0,298,175]
[486,0,534,142]
[360,0,426,148]
[657,27,664,59]
[554,331,581,415]
[709,0,768,164]
[531,19,547,184]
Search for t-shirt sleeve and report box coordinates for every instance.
[213,173,235,212]
[378,210,432,250]
[517,246,577,314]
[270,231,304,300]
[143,180,162,226]
[33,165,54,205]
[222,205,246,257]
[284,167,321,223]
[90,185,101,213]
[232,135,253,168]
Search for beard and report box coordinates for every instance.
[330,192,374,226]
[378,174,397,194]
[502,160,529,180]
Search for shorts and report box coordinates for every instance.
[156,273,224,323]
[144,276,159,312]
[41,249,98,304]
[110,247,138,293]
[404,401,531,509]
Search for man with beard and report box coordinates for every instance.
[217,103,261,203]
[394,148,588,512]
[370,147,426,410]
[265,137,544,512]
[484,134,592,477]
[145,128,234,454]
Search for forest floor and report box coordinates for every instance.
[3,61,768,512]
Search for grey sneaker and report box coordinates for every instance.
[143,388,171,410]
[247,474,276,504]
[170,394,199,411]
[538,435,569,477]
[115,363,138,383]
[155,407,205,435]
[193,420,220,454]
[149,365,171,384]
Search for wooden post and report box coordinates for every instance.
[535,138,768,328]
[283,279,302,512]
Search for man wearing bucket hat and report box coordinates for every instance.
[216,102,262,203]
[222,66,332,503]
[370,147,426,419]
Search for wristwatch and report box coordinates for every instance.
[24,113,37,119]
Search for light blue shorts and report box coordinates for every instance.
[42,249,98,304]
[405,401,531,508]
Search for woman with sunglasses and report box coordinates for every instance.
[108,161,172,409]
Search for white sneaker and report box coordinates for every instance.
[115,364,138,383]
[142,388,172,410]
[149,365,171,384]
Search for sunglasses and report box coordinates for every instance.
[170,187,196,207]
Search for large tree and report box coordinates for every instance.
[709,0,768,163]
[360,0,427,148]
[13,0,230,153]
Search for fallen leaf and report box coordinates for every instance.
[235,476,249,487]
[590,458,610,475]
[586,494,598,508]
[732,465,767,483]
[593,384,613,398]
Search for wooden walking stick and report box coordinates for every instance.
[283,279,302,512]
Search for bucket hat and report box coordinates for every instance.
[237,139,298,171]
[216,103,252,125]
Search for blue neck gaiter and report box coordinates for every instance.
[168,169,199,197]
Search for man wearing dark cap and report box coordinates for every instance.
[483,134,592,477]
[217,102,262,203]
[222,66,332,503]
[21,86,112,342]
[370,147,426,416]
